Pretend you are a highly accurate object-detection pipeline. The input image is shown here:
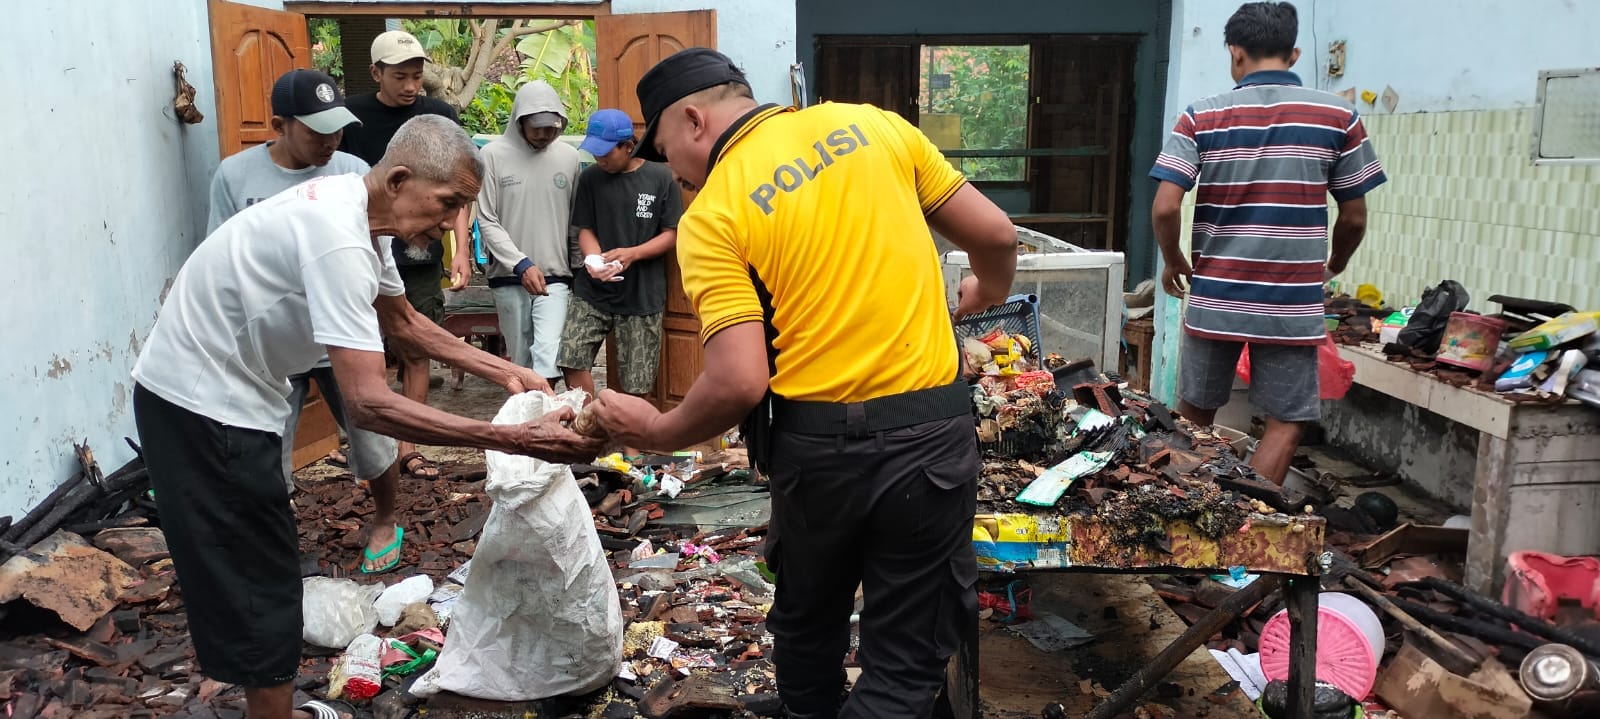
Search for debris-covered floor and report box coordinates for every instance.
[5,356,1595,719]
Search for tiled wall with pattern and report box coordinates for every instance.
[1343,109,1600,313]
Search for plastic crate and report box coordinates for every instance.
[955,294,1043,358]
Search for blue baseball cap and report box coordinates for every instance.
[580,109,637,156]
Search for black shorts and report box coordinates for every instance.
[133,384,303,687]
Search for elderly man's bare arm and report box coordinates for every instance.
[374,293,550,394]
[326,345,599,463]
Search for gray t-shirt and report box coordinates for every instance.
[572,162,683,316]
[207,143,370,233]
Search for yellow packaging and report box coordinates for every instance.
[974,514,1069,544]
[1509,311,1600,351]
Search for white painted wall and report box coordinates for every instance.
[613,0,797,106]
[0,0,276,515]
[1307,0,1598,112]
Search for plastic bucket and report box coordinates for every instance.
[1436,312,1506,371]
[1259,592,1385,700]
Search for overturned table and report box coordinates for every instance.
[951,510,1328,718]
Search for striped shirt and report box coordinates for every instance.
[1151,70,1385,345]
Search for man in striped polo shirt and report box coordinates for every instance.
[1150,1,1384,484]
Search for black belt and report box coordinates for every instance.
[770,382,972,437]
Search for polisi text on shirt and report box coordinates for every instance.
[749,124,869,215]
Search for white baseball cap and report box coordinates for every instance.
[371,30,429,65]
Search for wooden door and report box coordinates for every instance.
[210,0,334,470]
[596,11,716,411]
[209,0,311,157]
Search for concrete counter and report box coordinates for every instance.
[1328,344,1600,596]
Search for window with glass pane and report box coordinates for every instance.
[917,45,1030,181]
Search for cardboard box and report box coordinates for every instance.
[1374,643,1530,719]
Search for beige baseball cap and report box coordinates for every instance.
[371,30,429,65]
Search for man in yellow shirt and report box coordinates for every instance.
[592,48,1017,718]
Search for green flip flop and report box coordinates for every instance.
[360,525,404,575]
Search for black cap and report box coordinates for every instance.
[633,48,750,161]
[270,69,361,134]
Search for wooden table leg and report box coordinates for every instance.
[1286,576,1320,716]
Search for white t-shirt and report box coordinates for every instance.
[134,174,405,432]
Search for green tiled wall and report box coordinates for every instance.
[1345,109,1600,312]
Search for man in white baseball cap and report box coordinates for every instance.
[340,29,475,482]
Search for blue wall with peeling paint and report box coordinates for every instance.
[0,0,283,516]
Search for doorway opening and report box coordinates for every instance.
[815,34,1138,251]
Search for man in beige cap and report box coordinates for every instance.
[340,29,474,480]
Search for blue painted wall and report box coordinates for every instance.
[795,0,1168,284]
[0,0,272,515]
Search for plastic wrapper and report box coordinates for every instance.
[327,633,384,702]
[302,577,382,649]
[374,574,434,627]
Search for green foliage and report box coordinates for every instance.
[461,77,522,136]
[513,21,598,135]
[402,19,473,67]
[310,18,342,81]
[460,21,598,137]
[920,45,1030,181]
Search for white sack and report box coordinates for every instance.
[412,391,622,700]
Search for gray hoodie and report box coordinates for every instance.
[477,80,583,286]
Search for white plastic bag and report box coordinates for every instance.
[374,574,434,626]
[302,577,382,649]
[412,391,622,700]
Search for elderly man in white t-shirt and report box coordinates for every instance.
[132,115,601,719]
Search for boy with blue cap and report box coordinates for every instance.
[556,108,684,402]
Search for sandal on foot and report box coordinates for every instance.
[399,451,439,479]
[359,525,404,575]
[325,446,349,468]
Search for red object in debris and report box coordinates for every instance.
[1236,333,1355,400]
[978,583,1032,622]
[1503,551,1600,625]
[1014,371,1055,396]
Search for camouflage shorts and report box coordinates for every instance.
[555,296,663,395]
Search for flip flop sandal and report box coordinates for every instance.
[325,446,349,468]
[359,525,404,575]
[399,452,439,479]
[298,700,345,719]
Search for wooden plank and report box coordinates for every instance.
[942,147,1108,158]
[1085,574,1283,719]
[1285,577,1319,718]
[977,573,1255,717]
[283,1,608,17]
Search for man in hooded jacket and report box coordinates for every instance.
[477,80,584,383]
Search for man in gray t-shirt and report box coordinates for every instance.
[206,69,410,575]
[208,70,370,233]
